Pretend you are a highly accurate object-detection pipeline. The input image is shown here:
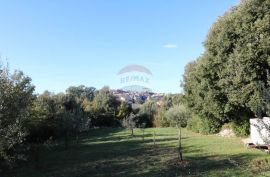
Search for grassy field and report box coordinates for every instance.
[5,128,270,177]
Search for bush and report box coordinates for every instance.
[200,117,222,134]
[187,114,222,134]
[187,114,201,133]
[135,113,152,128]
[158,110,170,127]
[232,119,250,137]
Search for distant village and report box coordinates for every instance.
[112,89,164,105]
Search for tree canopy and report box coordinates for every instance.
[183,0,270,131]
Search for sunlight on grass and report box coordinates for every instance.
[6,128,270,177]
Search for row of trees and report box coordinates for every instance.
[182,0,270,135]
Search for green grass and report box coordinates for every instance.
[4,128,270,177]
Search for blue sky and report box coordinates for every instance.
[0,0,239,93]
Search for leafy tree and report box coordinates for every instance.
[0,66,35,169]
[183,0,270,134]
[89,87,120,127]
[164,94,184,107]
[66,86,95,142]
[94,87,118,112]
[154,94,185,127]
[66,85,96,102]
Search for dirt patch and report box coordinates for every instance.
[217,128,235,137]
[166,158,190,168]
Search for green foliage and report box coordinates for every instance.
[187,114,221,134]
[155,109,170,127]
[24,92,56,143]
[165,105,189,128]
[122,113,136,128]
[0,66,35,169]
[153,94,186,127]
[183,0,270,133]
[232,119,250,137]
[163,94,184,107]
[137,100,156,127]
[116,101,132,120]
[82,87,120,127]
[199,117,222,134]
[187,114,202,133]
[66,85,96,102]
[94,87,119,113]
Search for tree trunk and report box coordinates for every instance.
[142,129,144,142]
[131,128,134,137]
[178,128,183,161]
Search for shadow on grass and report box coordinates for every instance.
[3,128,266,177]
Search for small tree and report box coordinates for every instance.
[165,105,189,161]
[122,113,136,137]
[139,123,146,142]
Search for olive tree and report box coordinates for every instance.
[165,105,189,161]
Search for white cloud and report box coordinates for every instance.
[163,44,177,48]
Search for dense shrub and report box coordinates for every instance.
[135,100,156,127]
[187,114,201,133]
[155,109,170,127]
[232,119,250,137]
[92,113,120,127]
[187,114,222,134]
[200,118,222,134]
[135,113,152,128]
